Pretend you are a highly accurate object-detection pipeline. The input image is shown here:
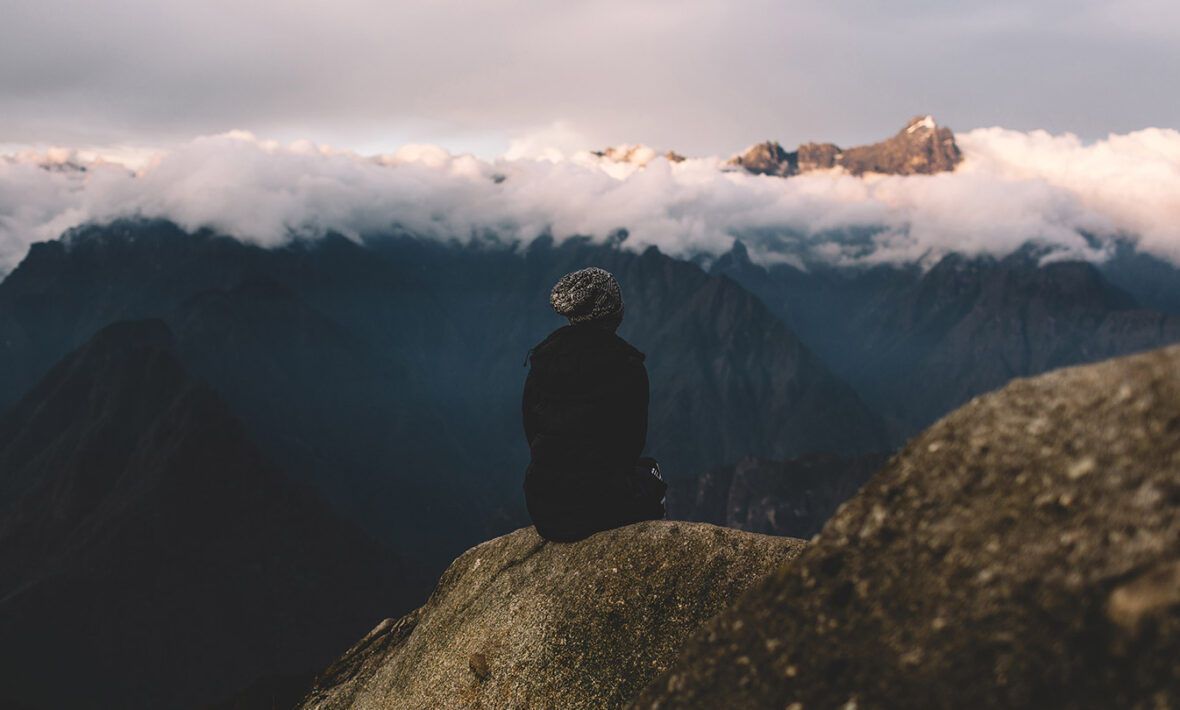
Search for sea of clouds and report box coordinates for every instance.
[2,126,1179,276]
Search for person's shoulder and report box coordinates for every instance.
[610,333,646,363]
[531,325,572,350]
[530,325,644,363]
[527,325,580,366]
[570,326,645,363]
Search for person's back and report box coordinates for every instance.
[523,267,665,542]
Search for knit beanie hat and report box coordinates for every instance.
[550,267,624,325]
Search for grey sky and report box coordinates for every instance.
[2,0,1177,156]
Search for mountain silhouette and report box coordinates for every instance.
[0,320,422,710]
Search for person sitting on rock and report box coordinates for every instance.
[523,266,666,542]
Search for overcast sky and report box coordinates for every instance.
[2,0,1177,157]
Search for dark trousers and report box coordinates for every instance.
[527,457,668,542]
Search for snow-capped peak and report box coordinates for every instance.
[906,115,937,134]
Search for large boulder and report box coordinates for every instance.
[630,345,1180,709]
[299,521,804,710]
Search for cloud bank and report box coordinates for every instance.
[2,126,1179,276]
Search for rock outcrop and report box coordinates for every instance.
[298,522,804,710]
[630,345,1180,709]
[727,116,962,178]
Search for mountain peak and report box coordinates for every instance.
[836,114,962,175]
[904,114,937,134]
[725,141,797,176]
[728,116,962,178]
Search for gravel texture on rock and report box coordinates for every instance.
[629,344,1180,710]
[298,521,804,710]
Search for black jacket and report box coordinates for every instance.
[523,324,658,541]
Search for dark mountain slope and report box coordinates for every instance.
[1097,242,1180,315]
[0,223,479,562]
[0,320,420,710]
[168,276,477,562]
[0,221,261,409]
[0,221,887,570]
[713,244,1180,437]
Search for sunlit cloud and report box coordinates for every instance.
[2,125,1179,276]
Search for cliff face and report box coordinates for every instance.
[631,344,1180,709]
[299,522,805,710]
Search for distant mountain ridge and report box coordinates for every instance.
[727,115,962,177]
[712,240,1180,438]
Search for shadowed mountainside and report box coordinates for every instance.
[712,241,1180,439]
[0,320,421,710]
[0,219,886,568]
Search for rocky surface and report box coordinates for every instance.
[727,116,961,178]
[669,452,890,540]
[630,345,1180,709]
[837,114,962,176]
[795,141,842,172]
[298,522,805,710]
